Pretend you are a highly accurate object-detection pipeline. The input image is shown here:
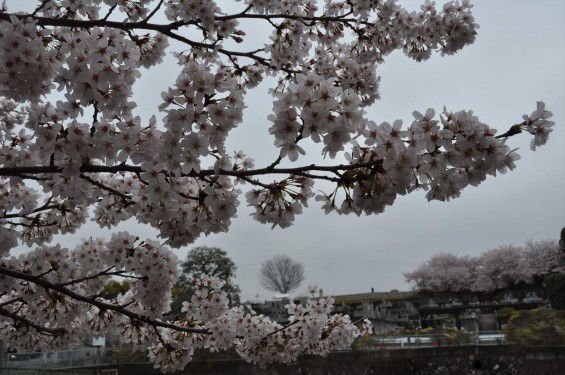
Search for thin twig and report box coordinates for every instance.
[80,173,132,202]
[140,0,165,24]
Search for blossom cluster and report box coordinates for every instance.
[0,0,557,371]
[313,102,553,216]
[246,175,314,228]
[405,239,564,293]
[0,0,553,246]
[0,16,63,102]
[0,236,371,373]
[0,233,178,350]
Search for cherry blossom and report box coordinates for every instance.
[0,0,557,372]
[405,240,563,293]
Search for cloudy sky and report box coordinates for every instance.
[11,1,565,302]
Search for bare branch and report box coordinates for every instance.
[260,255,305,294]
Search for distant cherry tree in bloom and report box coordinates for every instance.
[404,239,563,293]
[0,0,556,372]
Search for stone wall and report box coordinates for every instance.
[120,346,565,375]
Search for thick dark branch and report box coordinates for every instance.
[0,11,317,72]
[0,12,184,34]
[0,164,141,176]
[0,266,208,335]
[0,12,275,68]
[235,160,385,178]
[0,305,67,337]
[0,159,383,179]
[0,297,24,308]
[216,11,358,24]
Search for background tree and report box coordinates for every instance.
[504,308,565,346]
[545,273,565,310]
[523,240,564,284]
[559,227,565,267]
[405,239,561,293]
[100,279,130,300]
[260,255,305,294]
[403,253,478,293]
[171,246,241,316]
[471,244,531,292]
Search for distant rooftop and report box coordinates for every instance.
[333,290,416,303]
[272,293,290,300]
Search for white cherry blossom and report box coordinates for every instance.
[0,0,557,372]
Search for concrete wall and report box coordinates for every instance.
[119,346,565,375]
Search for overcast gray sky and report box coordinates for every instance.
[12,1,565,302]
[186,1,565,301]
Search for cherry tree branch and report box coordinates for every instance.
[0,305,67,337]
[1,200,63,220]
[0,12,279,69]
[0,297,24,309]
[56,267,148,288]
[30,0,50,16]
[0,266,209,335]
[140,0,165,24]
[0,160,384,179]
[79,173,132,202]
[0,1,549,371]
[102,3,117,21]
